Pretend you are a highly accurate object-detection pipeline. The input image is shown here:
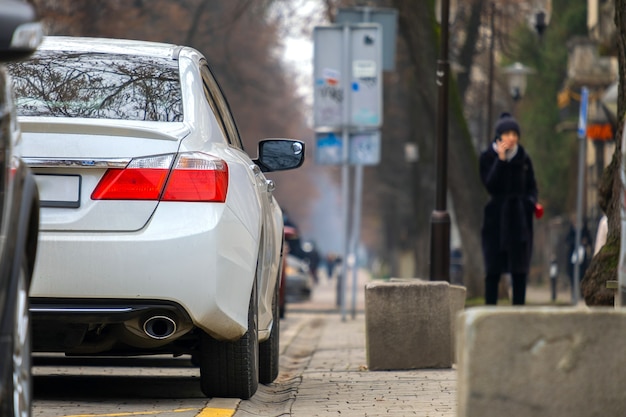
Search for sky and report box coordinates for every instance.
[275,0,322,108]
[284,36,314,105]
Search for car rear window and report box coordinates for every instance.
[7,51,183,122]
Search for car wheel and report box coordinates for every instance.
[259,279,279,384]
[1,260,32,417]
[199,282,259,399]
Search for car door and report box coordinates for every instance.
[198,62,279,330]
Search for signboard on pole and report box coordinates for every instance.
[349,25,383,128]
[315,132,343,165]
[316,131,381,166]
[313,24,382,130]
[586,123,613,141]
[336,7,398,71]
[349,131,381,165]
[313,27,343,129]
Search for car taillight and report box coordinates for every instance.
[91,154,173,200]
[162,153,228,202]
[91,153,228,202]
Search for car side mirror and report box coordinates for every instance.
[254,139,305,172]
[0,1,43,63]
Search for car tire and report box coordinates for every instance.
[1,260,32,417]
[199,281,259,399]
[259,279,279,384]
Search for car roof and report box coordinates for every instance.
[37,36,182,60]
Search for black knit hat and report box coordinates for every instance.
[494,112,520,138]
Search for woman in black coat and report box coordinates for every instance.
[479,113,538,305]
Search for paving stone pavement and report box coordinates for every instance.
[289,313,456,416]
[277,270,561,416]
[280,271,458,416]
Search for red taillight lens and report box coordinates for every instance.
[91,153,228,202]
[91,168,169,200]
[162,153,228,202]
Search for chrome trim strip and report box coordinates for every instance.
[30,307,134,313]
[22,157,130,169]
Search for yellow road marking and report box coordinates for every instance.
[196,408,235,417]
[60,407,235,417]
[62,410,195,417]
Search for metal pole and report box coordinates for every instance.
[351,164,363,319]
[430,0,451,281]
[573,86,588,305]
[346,5,370,320]
[572,132,585,305]
[340,24,351,321]
[362,6,371,22]
[607,124,626,308]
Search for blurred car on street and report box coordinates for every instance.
[7,36,304,399]
[284,254,314,302]
[0,1,42,415]
[283,221,321,281]
[283,224,315,302]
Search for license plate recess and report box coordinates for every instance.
[35,174,81,208]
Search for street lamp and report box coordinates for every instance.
[430,0,451,282]
[503,61,535,102]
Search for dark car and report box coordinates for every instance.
[284,223,320,280]
[283,225,315,302]
[0,1,41,415]
[284,254,314,302]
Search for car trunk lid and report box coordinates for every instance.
[20,118,189,232]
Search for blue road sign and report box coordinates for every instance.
[316,132,343,165]
[578,86,589,139]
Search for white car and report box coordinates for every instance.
[7,36,304,399]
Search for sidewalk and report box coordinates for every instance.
[282,271,457,416]
[280,272,562,416]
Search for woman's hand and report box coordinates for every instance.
[496,131,519,161]
[496,139,509,160]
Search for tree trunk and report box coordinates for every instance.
[390,0,485,297]
[447,78,487,298]
[388,0,433,281]
[581,0,624,305]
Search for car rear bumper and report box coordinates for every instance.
[30,203,258,341]
[30,298,195,354]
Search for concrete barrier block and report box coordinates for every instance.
[365,279,462,370]
[457,307,626,417]
[449,284,466,360]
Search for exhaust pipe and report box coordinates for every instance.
[143,315,177,340]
